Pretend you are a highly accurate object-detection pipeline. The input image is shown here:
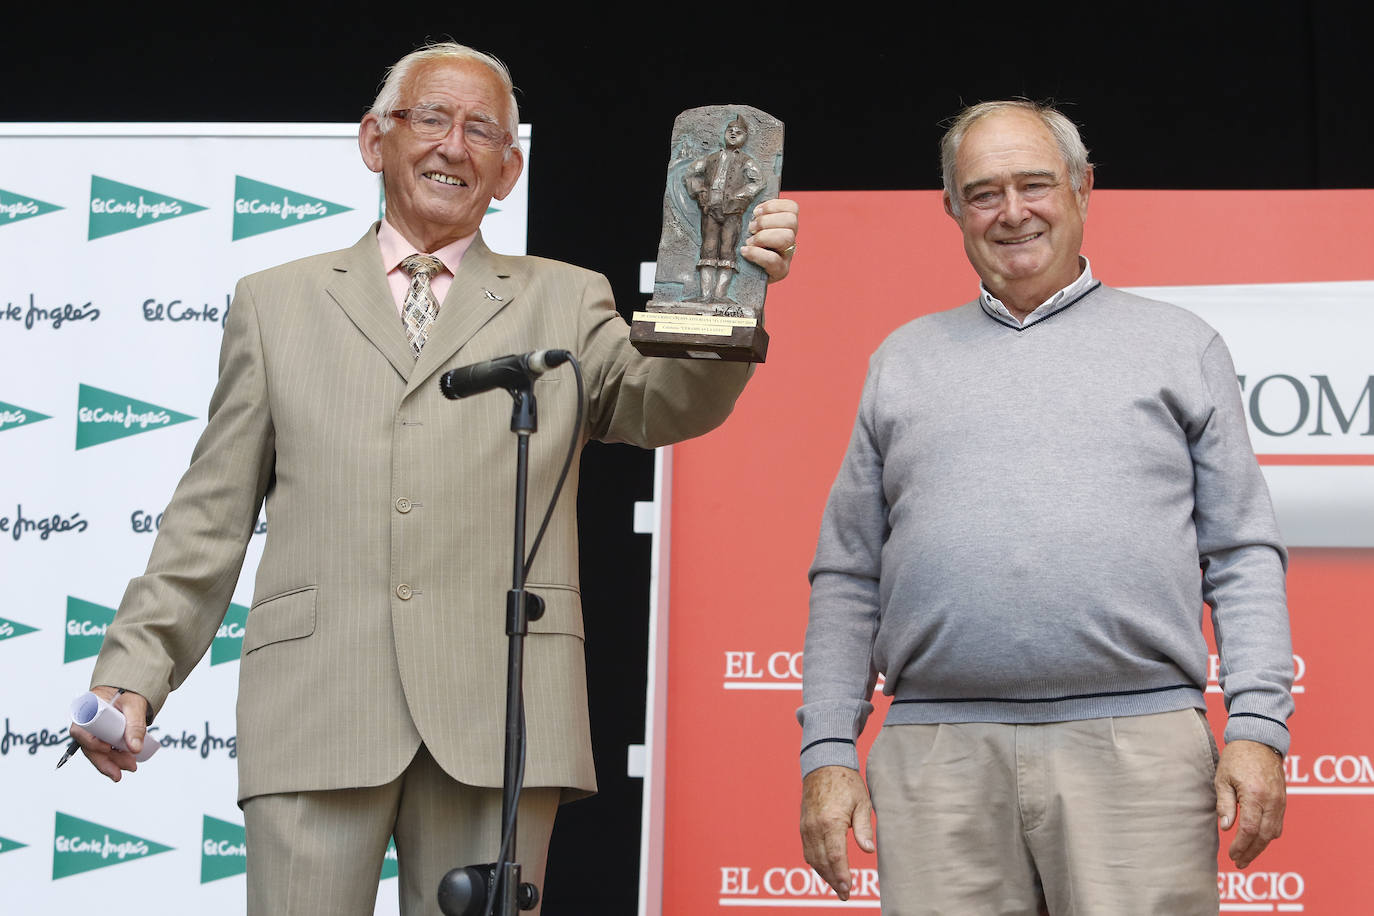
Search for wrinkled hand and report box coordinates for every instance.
[741,198,799,283]
[71,685,149,782]
[800,765,875,900]
[1216,739,1286,868]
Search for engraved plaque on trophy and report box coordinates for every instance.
[630,105,784,362]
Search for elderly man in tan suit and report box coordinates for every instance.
[72,41,798,915]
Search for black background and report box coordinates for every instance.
[13,3,1371,912]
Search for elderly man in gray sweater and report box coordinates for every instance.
[798,101,1292,915]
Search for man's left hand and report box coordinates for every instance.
[741,198,799,282]
[1216,739,1287,868]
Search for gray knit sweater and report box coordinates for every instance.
[799,284,1294,776]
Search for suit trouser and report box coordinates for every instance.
[865,709,1221,916]
[243,743,560,916]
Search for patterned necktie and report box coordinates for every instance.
[400,254,445,356]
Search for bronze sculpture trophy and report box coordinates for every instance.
[631,105,783,362]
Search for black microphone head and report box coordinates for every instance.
[438,369,463,399]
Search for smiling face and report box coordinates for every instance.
[943,108,1092,316]
[358,58,523,252]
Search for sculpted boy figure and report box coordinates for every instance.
[685,114,765,303]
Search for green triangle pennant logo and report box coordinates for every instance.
[0,400,52,433]
[210,603,249,665]
[0,835,28,854]
[232,176,353,240]
[380,836,398,880]
[200,815,247,882]
[88,175,207,240]
[0,616,40,642]
[0,187,62,226]
[64,597,116,663]
[76,383,195,449]
[53,812,173,878]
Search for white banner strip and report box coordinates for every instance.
[719,900,880,909]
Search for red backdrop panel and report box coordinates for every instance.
[661,190,1374,913]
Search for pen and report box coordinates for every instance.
[55,739,79,770]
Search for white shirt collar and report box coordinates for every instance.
[979,256,1095,327]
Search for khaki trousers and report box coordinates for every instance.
[243,744,560,916]
[865,709,1220,916]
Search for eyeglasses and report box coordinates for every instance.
[390,109,512,151]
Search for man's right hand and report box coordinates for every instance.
[800,764,875,900]
[71,685,149,782]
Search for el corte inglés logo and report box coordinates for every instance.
[52,812,172,878]
[0,835,27,855]
[201,815,247,883]
[0,187,62,226]
[210,604,249,666]
[232,176,353,240]
[76,383,194,449]
[381,836,398,880]
[0,616,39,642]
[0,400,52,433]
[64,597,116,663]
[88,175,206,240]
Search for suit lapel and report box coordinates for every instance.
[406,233,524,397]
[325,224,415,381]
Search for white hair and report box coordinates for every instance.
[941,100,1092,216]
[369,41,520,155]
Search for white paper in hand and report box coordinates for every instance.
[70,692,160,762]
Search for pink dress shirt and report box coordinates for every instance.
[376,219,477,316]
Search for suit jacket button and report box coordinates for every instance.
[395,583,413,600]
[395,497,412,513]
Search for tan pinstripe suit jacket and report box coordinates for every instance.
[92,225,750,803]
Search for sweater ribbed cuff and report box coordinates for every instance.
[797,700,871,777]
[1224,711,1290,756]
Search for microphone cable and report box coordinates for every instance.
[522,354,583,580]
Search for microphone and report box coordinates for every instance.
[439,349,571,399]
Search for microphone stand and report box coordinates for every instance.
[438,381,544,916]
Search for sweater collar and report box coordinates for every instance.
[979,256,1096,329]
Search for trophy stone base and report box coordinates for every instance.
[629,310,769,363]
